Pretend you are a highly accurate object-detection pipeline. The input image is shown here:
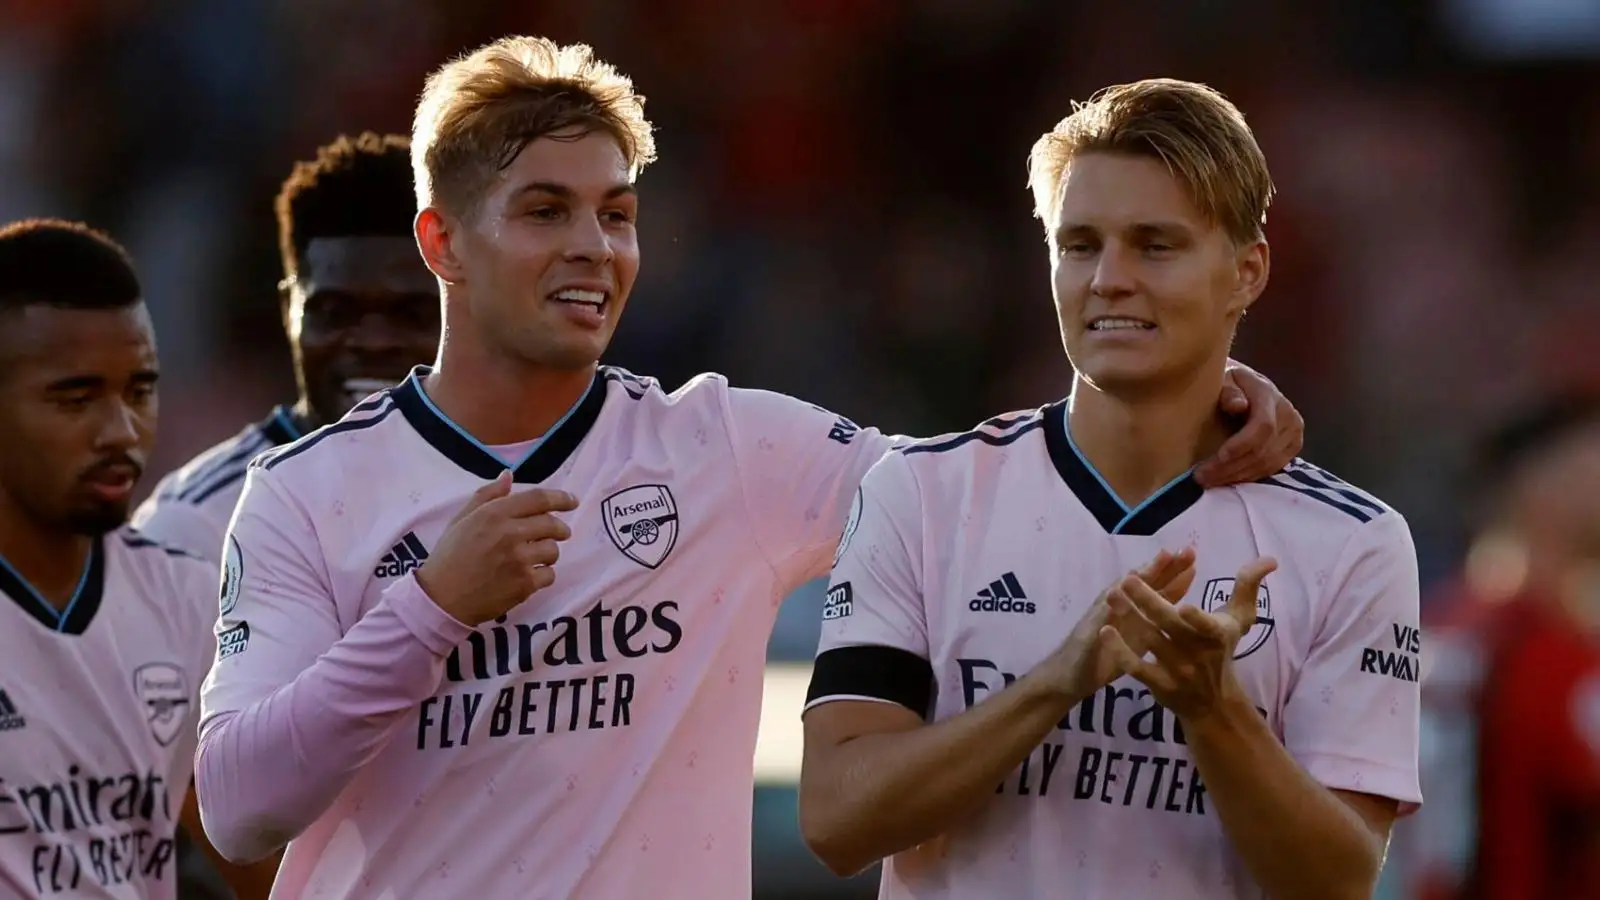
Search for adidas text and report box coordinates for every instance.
[968,597,1037,614]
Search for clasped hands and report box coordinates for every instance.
[1058,547,1277,721]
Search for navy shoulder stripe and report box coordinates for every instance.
[602,367,651,400]
[118,530,199,560]
[171,430,272,504]
[1256,459,1389,523]
[258,396,396,471]
[902,410,1045,456]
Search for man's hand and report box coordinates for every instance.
[1038,547,1198,698]
[415,470,579,626]
[1099,557,1278,720]
[1195,361,1303,487]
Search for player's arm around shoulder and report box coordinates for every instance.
[715,378,904,585]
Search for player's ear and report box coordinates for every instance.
[415,207,466,285]
[1228,238,1270,317]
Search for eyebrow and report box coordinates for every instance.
[1053,221,1194,242]
[514,182,637,201]
[45,369,159,392]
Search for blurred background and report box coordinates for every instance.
[3,0,1598,897]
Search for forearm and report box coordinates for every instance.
[1183,697,1384,900]
[195,577,467,862]
[803,669,1083,874]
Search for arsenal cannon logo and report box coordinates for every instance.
[602,484,680,569]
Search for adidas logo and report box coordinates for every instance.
[374,532,430,579]
[968,572,1035,614]
[0,689,25,731]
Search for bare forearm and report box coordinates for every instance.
[803,670,1083,874]
[1183,698,1383,900]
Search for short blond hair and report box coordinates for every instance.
[1027,79,1274,243]
[412,35,657,213]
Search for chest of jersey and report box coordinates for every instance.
[0,596,196,894]
[922,485,1320,808]
[319,442,776,758]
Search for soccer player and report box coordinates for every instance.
[0,219,265,899]
[799,79,1422,900]
[1458,393,1600,899]
[193,41,1305,899]
[132,132,438,563]
[131,134,431,898]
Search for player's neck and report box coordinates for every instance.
[423,345,597,445]
[1066,373,1230,507]
[0,500,95,611]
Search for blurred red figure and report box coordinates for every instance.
[1404,394,1600,900]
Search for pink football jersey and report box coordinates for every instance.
[807,402,1423,899]
[196,366,898,900]
[132,408,304,563]
[0,530,217,899]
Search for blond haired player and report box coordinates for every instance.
[800,80,1422,900]
[194,42,1305,899]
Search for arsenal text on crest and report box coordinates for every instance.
[1200,576,1276,660]
[132,662,191,747]
[602,484,680,569]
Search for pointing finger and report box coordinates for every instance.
[452,470,513,524]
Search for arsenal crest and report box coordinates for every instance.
[132,662,191,747]
[1200,577,1275,659]
[602,484,680,569]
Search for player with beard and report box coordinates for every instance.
[193,39,1305,899]
[133,132,439,562]
[0,220,269,899]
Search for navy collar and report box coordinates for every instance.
[389,366,606,482]
[0,537,106,635]
[1042,402,1204,535]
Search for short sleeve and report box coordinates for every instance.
[198,463,342,731]
[721,386,904,587]
[131,495,230,564]
[803,452,934,719]
[1283,511,1424,813]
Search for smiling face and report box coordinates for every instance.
[421,130,640,371]
[1050,152,1269,397]
[284,235,440,420]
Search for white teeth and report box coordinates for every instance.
[342,378,395,406]
[1090,318,1154,331]
[553,288,606,306]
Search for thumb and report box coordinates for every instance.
[1229,556,1277,628]
[452,469,512,523]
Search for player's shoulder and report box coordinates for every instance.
[110,526,214,590]
[148,413,286,509]
[897,405,1050,462]
[1239,456,1407,537]
[252,392,400,477]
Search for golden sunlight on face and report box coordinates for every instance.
[466,130,642,370]
[1049,153,1262,396]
